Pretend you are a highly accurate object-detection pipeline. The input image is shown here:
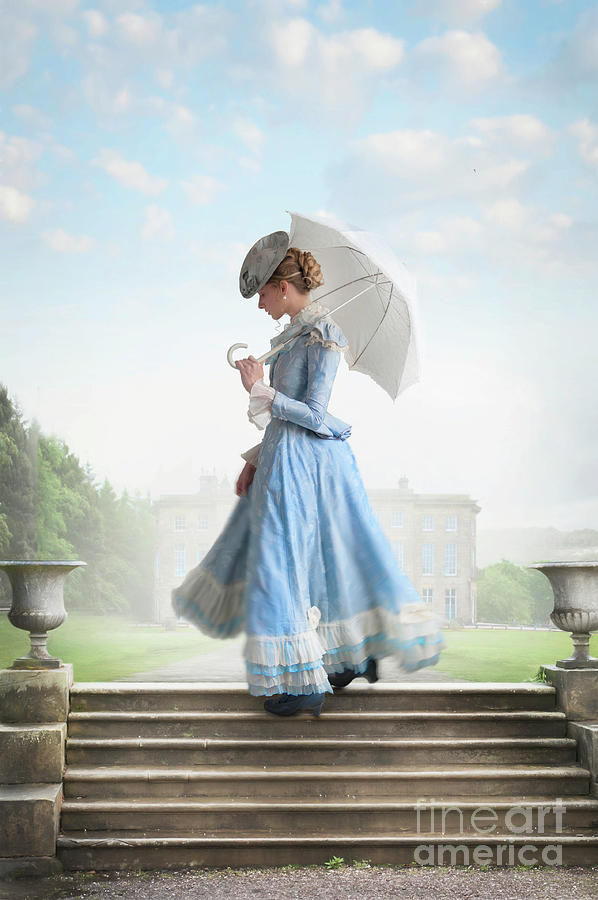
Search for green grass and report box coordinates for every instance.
[0,613,226,681]
[436,627,598,682]
[1,614,595,682]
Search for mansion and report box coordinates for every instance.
[152,475,481,626]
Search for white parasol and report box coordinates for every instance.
[227,211,422,400]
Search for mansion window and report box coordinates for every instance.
[445,588,457,620]
[423,515,434,532]
[445,543,457,576]
[174,544,186,577]
[422,587,434,604]
[445,514,457,531]
[422,543,434,575]
[391,510,403,528]
[391,540,404,567]
[174,515,186,531]
[198,515,208,529]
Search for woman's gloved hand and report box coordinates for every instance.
[236,461,256,497]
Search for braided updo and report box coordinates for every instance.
[267,247,324,294]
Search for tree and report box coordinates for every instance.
[476,559,536,625]
[0,385,37,557]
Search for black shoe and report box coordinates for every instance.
[263,692,325,717]
[328,658,378,689]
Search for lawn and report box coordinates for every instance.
[436,627,597,682]
[1,614,596,682]
[0,613,224,681]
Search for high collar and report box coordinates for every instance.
[288,300,327,328]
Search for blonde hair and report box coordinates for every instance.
[267,247,324,294]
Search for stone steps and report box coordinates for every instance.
[56,832,598,869]
[57,682,598,869]
[67,710,568,739]
[66,736,577,768]
[63,764,591,800]
[60,796,598,835]
[69,682,558,713]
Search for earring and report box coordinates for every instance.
[283,295,286,301]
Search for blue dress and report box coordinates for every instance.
[173,308,444,696]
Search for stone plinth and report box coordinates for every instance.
[0,784,62,856]
[0,723,66,783]
[542,665,598,720]
[0,666,71,876]
[568,722,598,798]
[0,665,73,723]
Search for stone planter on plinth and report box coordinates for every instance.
[532,561,598,798]
[0,560,84,878]
[0,560,86,669]
[529,561,598,669]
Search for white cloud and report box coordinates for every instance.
[484,197,527,230]
[354,128,528,199]
[141,204,174,241]
[414,29,502,87]
[316,0,343,24]
[558,5,598,81]
[472,114,553,147]
[0,11,37,87]
[112,5,231,67]
[415,215,482,253]
[233,117,264,156]
[265,18,404,120]
[180,174,225,206]
[12,104,53,131]
[0,185,34,223]
[413,0,502,24]
[92,149,167,195]
[83,9,109,37]
[42,229,95,253]
[271,19,404,71]
[570,119,598,166]
[484,198,573,246]
[116,12,162,47]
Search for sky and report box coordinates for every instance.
[1,0,597,532]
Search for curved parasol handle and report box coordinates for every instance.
[227,342,249,369]
[227,342,277,369]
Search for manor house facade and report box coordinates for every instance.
[152,475,481,626]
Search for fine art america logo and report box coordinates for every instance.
[413,798,566,866]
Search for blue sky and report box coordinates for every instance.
[1,0,597,531]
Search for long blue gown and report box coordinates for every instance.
[173,308,444,696]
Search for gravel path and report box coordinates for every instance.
[3,866,598,900]
[123,639,466,683]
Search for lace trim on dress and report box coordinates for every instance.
[172,566,245,638]
[306,328,344,352]
[317,604,445,674]
[244,625,332,697]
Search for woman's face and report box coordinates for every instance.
[258,281,286,320]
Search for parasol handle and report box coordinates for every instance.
[227,342,277,369]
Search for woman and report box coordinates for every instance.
[173,244,443,717]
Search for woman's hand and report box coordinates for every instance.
[235,355,264,393]
[236,461,256,497]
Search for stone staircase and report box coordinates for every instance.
[57,682,598,869]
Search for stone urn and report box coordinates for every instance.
[528,561,598,669]
[0,560,86,669]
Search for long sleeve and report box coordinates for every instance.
[247,379,275,430]
[271,339,341,437]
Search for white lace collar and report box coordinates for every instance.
[287,300,327,329]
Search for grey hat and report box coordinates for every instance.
[239,230,290,298]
